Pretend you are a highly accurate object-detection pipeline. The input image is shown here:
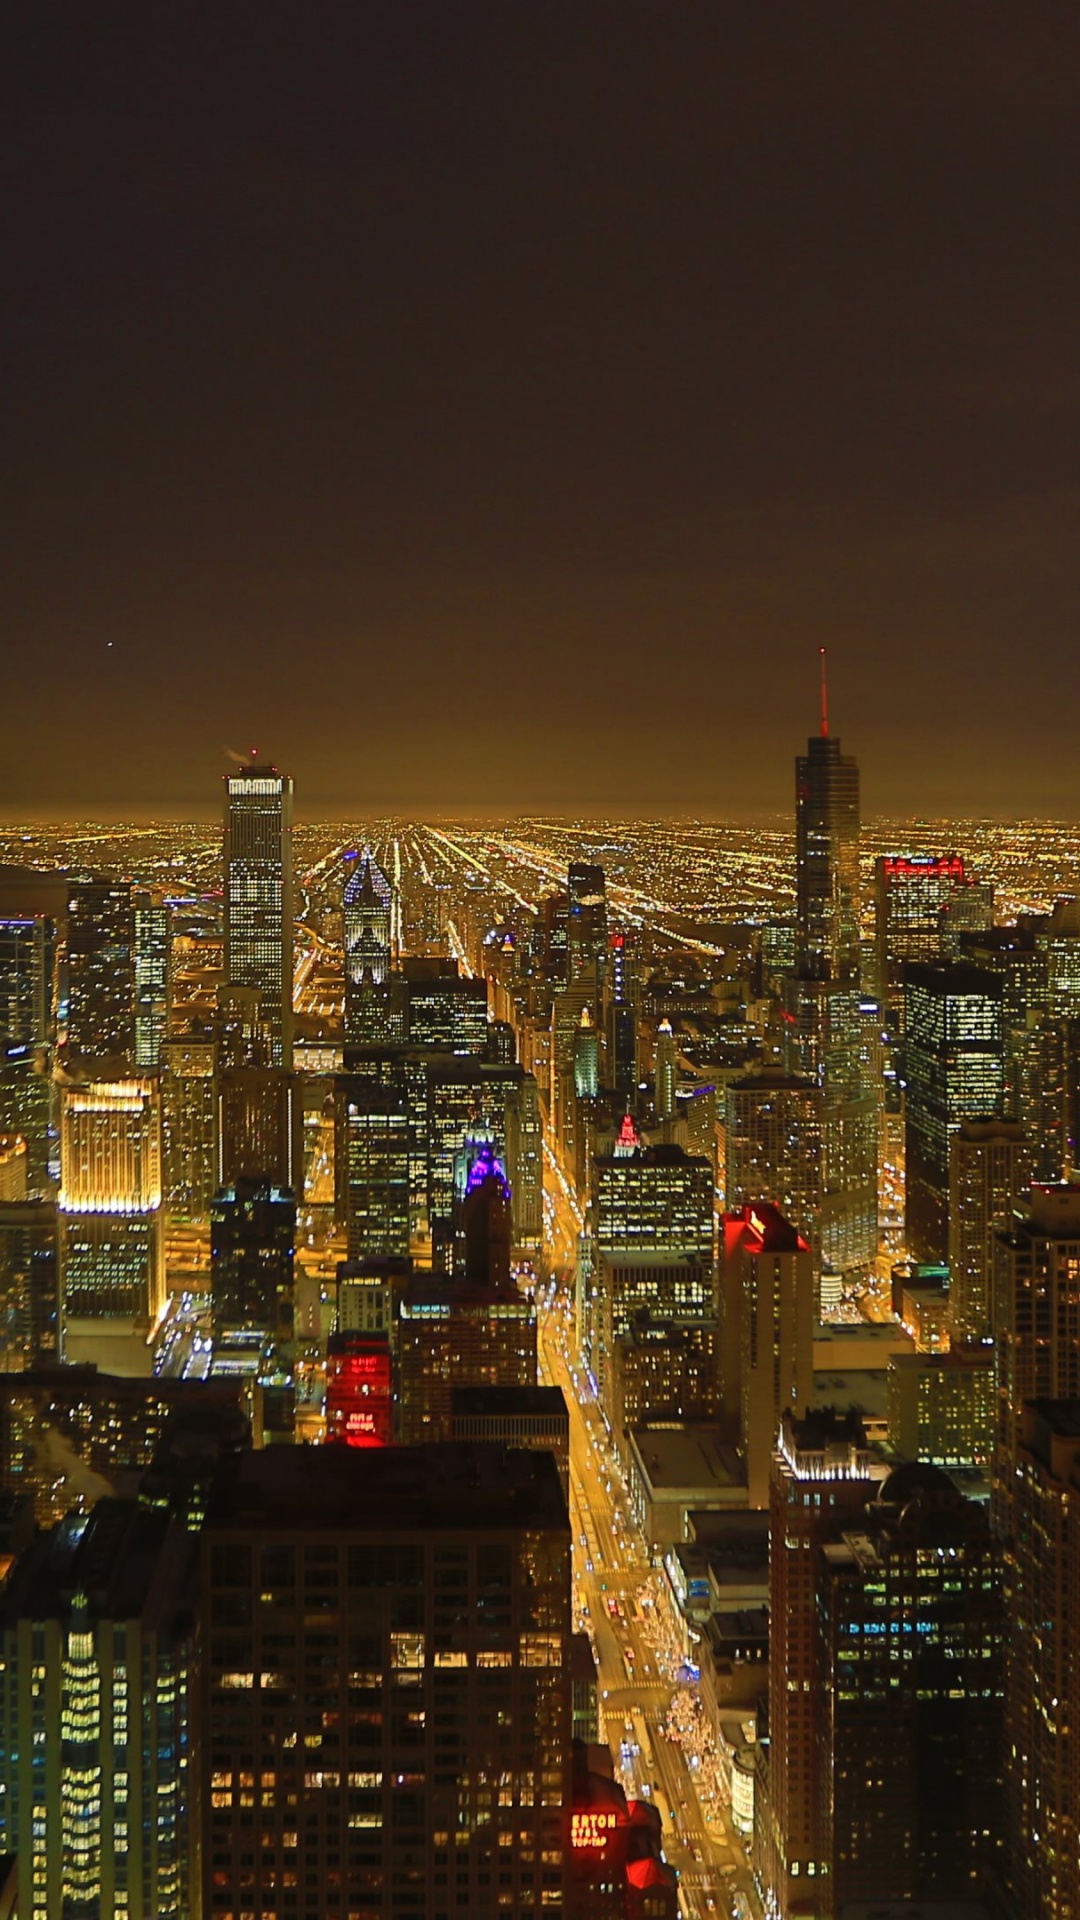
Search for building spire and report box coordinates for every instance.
[819,646,829,738]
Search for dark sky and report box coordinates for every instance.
[4,4,1080,818]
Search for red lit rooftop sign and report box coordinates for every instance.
[570,1809,619,1852]
[882,856,965,881]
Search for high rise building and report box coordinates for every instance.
[903,960,1006,1262]
[873,852,967,1011]
[0,1498,197,1920]
[816,1463,1003,1910]
[0,915,53,1057]
[335,1077,412,1261]
[887,1344,996,1469]
[402,957,489,1054]
[211,1177,295,1339]
[1005,1398,1080,1920]
[654,1018,677,1123]
[160,1033,218,1220]
[948,1116,1029,1341]
[794,666,860,987]
[993,1183,1080,1534]
[724,1065,823,1257]
[567,862,607,984]
[0,1200,58,1369]
[721,1204,815,1507]
[132,886,170,1068]
[789,681,876,1283]
[222,760,294,1068]
[63,874,136,1066]
[606,931,638,1100]
[197,1444,572,1920]
[343,848,398,1044]
[58,1077,164,1373]
[756,1408,874,1919]
[217,1062,300,1190]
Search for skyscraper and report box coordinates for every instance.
[873,852,967,1011]
[756,1408,874,1919]
[567,861,607,984]
[789,661,877,1279]
[654,1017,677,1123]
[721,1204,815,1507]
[817,1463,1004,1909]
[794,657,860,987]
[343,847,397,1044]
[197,1444,571,1920]
[948,1115,1029,1341]
[993,1183,1080,1533]
[132,885,170,1067]
[606,931,638,1100]
[1005,1398,1080,1920]
[904,960,1006,1262]
[724,1064,823,1256]
[0,1498,197,1920]
[58,1076,164,1373]
[160,1033,218,1221]
[222,760,294,1069]
[63,874,136,1066]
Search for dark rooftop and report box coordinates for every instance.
[204,1443,569,1533]
[450,1385,567,1418]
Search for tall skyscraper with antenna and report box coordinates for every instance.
[223,759,294,1070]
[788,652,876,1282]
[795,648,861,986]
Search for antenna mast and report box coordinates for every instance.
[819,647,829,738]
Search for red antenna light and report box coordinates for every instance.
[819,647,829,738]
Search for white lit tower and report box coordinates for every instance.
[343,848,397,1044]
[223,758,294,1069]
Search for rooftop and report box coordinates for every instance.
[205,1443,569,1533]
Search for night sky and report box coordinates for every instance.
[4,5,1080,817]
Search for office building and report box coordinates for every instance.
[780,973,877,1282]
[903,961,1005,1262]
[606,931,638,1100]
[722,1205,815,1507]
[538,888,570,987]
[63,874,136,1066]
[336,1254,411,1334]
[607,1314,720,1441]
[594,1137,713,1263]
[402,957,488,1054]
[217,1062,300,1190]
[133,886,170,1068]
[211,1177,295,1339]
[335,1076,412,1261]
[794,682,861,987]
[724,1065,823,1256]
[756,1408,874,1920]
[0,911,55,1179]
[816,1463,1004,1910]
[993,1184,1080,1534]
[873,852,966,1010]
[426,1057,544,1258]
[1010,1009,1067,1182]
[222,760,294,1068]
[160,1033,218,1220]
[887,1345,996,1469]
[567,861,607,984]
[58,1077,164,1373]
[197,1444,572,1920]
[948,1116,1029,1341]
[324,1326,393,1446]
[395,1146,535,1442]
[0,1201,57,1370]
[654,1018,676,1123]
[0,1498,197,1920]
[1005,1399,1080,1920]
[343,848,398,1044]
